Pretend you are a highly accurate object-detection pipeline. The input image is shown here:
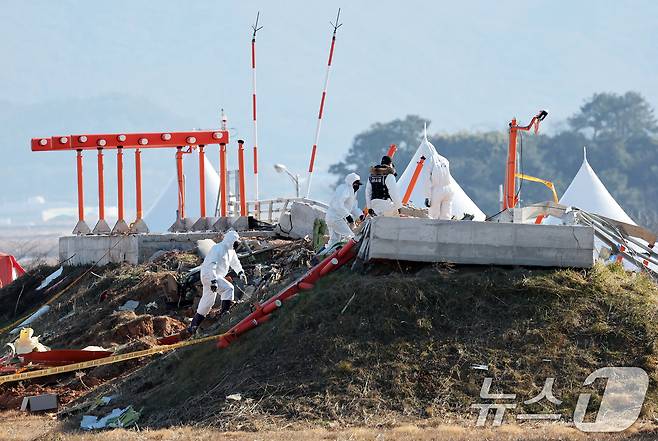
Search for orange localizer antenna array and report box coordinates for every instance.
[503,110,548,210]
[32,128,229,234]
[306,8,342,198]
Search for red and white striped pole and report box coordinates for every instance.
[306,8,342,198]
[251,12,262,205]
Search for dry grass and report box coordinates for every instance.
[3,261,658,433]
[77,262,658,430]
[1,411,658,441]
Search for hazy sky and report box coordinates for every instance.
[2,0,657,223]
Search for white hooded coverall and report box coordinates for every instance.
[366,167,402,217]
[197,230,243,317]
[325,173,362,248]
[425,153,455,220]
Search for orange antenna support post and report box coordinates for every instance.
[387,144,397,158]
[237,140,247,216]
[503,110,548,210]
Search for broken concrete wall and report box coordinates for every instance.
[366,217,594,268]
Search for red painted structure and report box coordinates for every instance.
[31,129,229,233]
[0,253,25,288]
[217,239,359,349]
[237,140,247,216]
[21,349,113,367]
[503,110,548,210]
[305,9,342,198]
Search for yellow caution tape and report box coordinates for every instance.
[0,333,221,386]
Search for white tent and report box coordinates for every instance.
[556,147,635,225]
[547,148,658,274]
[145,155,221,232]
[397,128,486,221]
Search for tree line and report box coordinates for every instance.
[329,92,658,231]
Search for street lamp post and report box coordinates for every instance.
[274,163,301,198]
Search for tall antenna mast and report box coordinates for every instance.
[305,8,342,198]
[251,12,263,204]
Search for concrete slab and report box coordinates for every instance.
[60,230,278,265]
[366,217,594,268]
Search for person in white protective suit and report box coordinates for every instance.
[324,172,363,250]
[424,152,455,220]
[366,155,403,217]
[187,230,247,335]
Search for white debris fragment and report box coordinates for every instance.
[117,300,139,312]
[37,266,63,290]
[10,305,51,334]
[145,301,158,311]
[8,328,50,355]
[226,393,242,401]
[470,364,489,371]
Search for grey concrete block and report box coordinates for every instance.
[21,393,58,412]
[367,217,594,268]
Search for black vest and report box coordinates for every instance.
[369,174,390,200]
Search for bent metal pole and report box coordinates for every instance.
[387,144,397,158]
[305,8,342,198]
[251,12,262,205]
[402,156,426,205]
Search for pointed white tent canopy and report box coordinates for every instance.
[546,148,656,273]
[557,147,636,225]
[397,126,486,221]
[145,155,221,232]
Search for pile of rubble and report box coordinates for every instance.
[0,232,317,422]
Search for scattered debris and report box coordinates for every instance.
[469,364,488,371]
[36,267,63,291]
[340,293,356,314]
[196,239,216,258]
[7,328,49,355]
[145,301,158,311]
[117,300,139,312]
[9,305,51,334]
[20,393,58,412]
[80,406,140,430]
